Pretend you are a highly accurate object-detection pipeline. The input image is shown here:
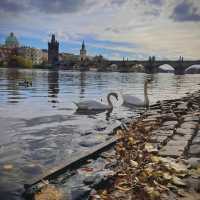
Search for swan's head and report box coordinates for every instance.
[109,92,118,101]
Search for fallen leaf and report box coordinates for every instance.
[145,143,158,153]
[163,172,172,181]
[145,186,160,200]
[130,160,138,168]
[3,164,13,171]
[172,176,186,187]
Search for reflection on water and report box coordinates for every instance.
[0,68,200,199]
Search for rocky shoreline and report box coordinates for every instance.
[25,90,200,200]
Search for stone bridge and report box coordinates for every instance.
[110,58,200,74]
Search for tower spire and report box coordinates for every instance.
[82,40,85,50]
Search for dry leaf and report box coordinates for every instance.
[172,176,186,187]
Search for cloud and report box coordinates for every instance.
[143,0,163,6]
[0,0,127,15]
[171,0,200,22]
[0,0,200,60]
[0,0,28,13]
[31,0,86,14]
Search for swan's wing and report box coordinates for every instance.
[122,94,144,106]
[74,100,108,110]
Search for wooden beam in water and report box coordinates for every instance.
[25,136,119,188]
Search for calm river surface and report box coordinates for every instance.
[0,68,200,199]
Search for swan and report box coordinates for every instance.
[122,79,150,108]
[74,92,118,111]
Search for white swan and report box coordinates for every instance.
[74,92,118,111]
[122,79,150,108]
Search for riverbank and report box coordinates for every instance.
[24,89,200,200]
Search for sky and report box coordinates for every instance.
[0,0,200,60]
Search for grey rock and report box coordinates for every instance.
[79,139,102,147]
[159,145,184,158]
[83,175,97,185]
[192,136,200,144]
[71,186,91,200]
[151,129,174,137]
[184,116,199,122]
[176,128,195,136]
[150,135,168,144]
[162,121,178,126]
[83,170,114,187]
[160,125,176,130]
[173,134,188,141]
[181,122,197,130]
[187,157,200,168]
[177,102,188,110]
[189,144,200,156]
[166,139,188,148]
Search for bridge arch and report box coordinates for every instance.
[185,64,200,73]
[158,64,175,73]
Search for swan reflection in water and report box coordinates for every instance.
[74,92,118,116]
[122,79,151,109]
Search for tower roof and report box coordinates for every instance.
[81,40,85,50]
[5,32,19,47]
[51,34,56,42]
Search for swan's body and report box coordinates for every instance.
[74,92,118,111]
[122,80,150,108]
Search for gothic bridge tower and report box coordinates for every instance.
[48,34,59,65]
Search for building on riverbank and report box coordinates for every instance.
[0,32,19,65]
[4,32,19,49]
[17,46,43,65]
[0,47,17,64]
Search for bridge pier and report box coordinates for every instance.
[144,64,158,74]
[174,58,185,75]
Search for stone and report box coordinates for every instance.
[176,128,195,136]
[184,116,199,122]
[166,139,188,148]
[159,145,184,158]
[71,186,91,200]
[83,170,114,187]
[83,175,97,185]
[151,130,174,137]
[189,144,200,156]
[187,158,200,168]
[162,121,178,127]
[79,138,102,147]
[177,102,188,110]
[149,135,168,144]
[160,125,176,130]
[192,136,200,144]
[181,122,197,130]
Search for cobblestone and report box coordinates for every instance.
[159,145,184,158]
[188,144,200,156]
[180,122,198,130]
[175,128,195,136]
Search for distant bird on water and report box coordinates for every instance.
[74,92,118,112]
[18,80,32,87]
[122,79,151,109]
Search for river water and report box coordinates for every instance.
[0,68,200,199]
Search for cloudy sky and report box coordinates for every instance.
[0,0,200,60]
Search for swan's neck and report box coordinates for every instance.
[144,82,149,108]
[107,94,113,109]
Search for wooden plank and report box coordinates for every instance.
[25,136,119,188]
